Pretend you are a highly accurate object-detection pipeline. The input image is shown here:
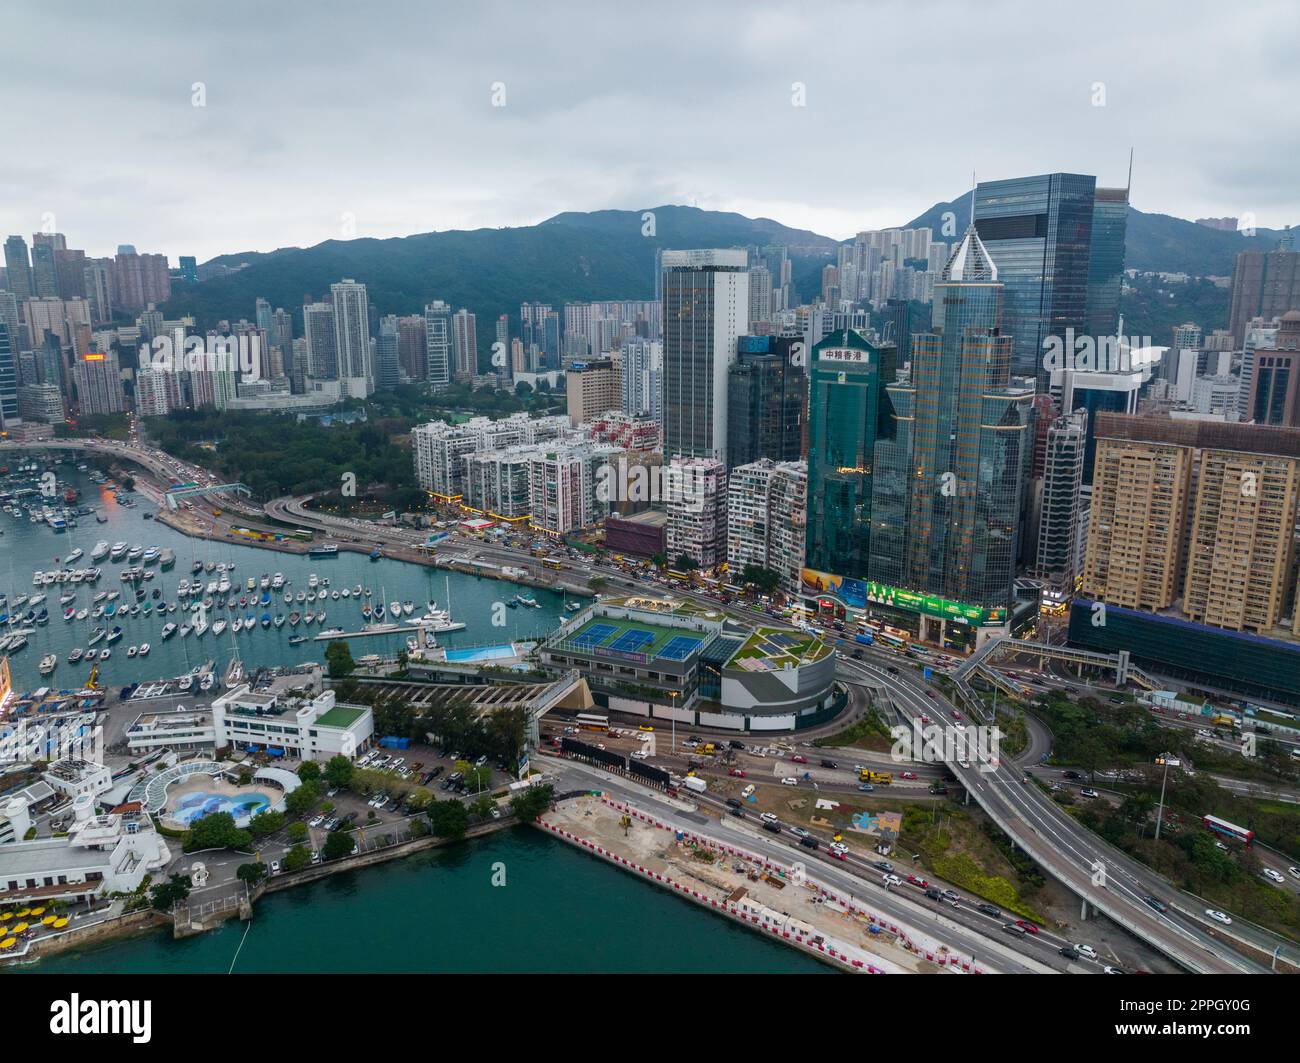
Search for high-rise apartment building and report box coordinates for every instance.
[1033,411,1087,588]
[1244,309,1300,426]
[619,337,662,422]
[330,279,371,397]
[375,314,400,392]
[302,302,338,380]
[71,349,124,415]
[452,308,478,381]
[661,249,749,462]
[1228,248,1300,345]
[566,356,622,426]
[0,320,17,428]
[665,456,727,569]
[726,458,807,595]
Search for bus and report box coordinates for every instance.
[575,712,609,733]
[541,557,564,571]
[876,631,905,649]
[1203,814,1252,846]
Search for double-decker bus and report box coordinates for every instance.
[575,712,609,732]
[1203,814,1252,846]
[541,557,564,571]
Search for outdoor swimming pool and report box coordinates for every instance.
[444,644,515,662]
[171,791,272,826]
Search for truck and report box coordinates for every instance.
[683,776,708,794]
[859,769,893,785]
[855,632,874,646]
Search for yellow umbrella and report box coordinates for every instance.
[0,939,15,949]
[42,915,57,926]
[12,923,28,934]
[0,912,11,921]
[29,907,45,916]
[52,918,68,928]
[14,909,30,918]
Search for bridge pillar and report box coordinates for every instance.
[1080,898,1090,920]
[1116,650,1129,687]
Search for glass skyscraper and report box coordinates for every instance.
[1087,186,1129,339]
[974,172,1097,380]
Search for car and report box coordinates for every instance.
[940,888,959,904]
[728,768,745,777]
[977,903,1002,918]
[1102,965,1126,974]
[1063,770,1082,779]
[1262,868,1286,884]
[857,782,875,792]
[1143,895,1169,914]
[918,714,930,725]
[873,860,894,873]
[1079,788,1100,799]
[1289,866,1300,881]
[1058,945,1080,960]
[728,807,744,818]
[761,820,781,834]
[759,812,779,825]
[309,850,320,865]
[270,860,281,875]
[1074,943,1098,959]
[1214,840,1229,852]
[827,845,848,861]
[926,690,937,699]
[924,887,942,900]
[790,754,808,764]
[725,797,743,809]
[798,834,818,848]
[630,749,649,760]
[906,873,928,887]
[1002,922,1026,935]
[886,666,899,675]
[790,826,809,838]
[474,755,488,768]
[1015,920,1039,934]
[881,874,902,887]
[819,759,837,769]
[638,724,654,732]
[951,710,962,720]
[899,771,918,780]
[781,777,798,786]
[728,739,744,749]
[957,759,971,769]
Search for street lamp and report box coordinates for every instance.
[1153,753,1179,840]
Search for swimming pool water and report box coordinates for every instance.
[171,790,272,826]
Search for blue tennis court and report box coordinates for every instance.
[658,635,703,660]
[573,623,617,649]
[609,628,655,653]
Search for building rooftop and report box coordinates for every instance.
[314,705,365,729]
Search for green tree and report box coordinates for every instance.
[470,795,496,820]
[248,810,286,839]
[150,872,193,911]
[325,640,356,678]
[427,798,469,839]
[286,821,309,844]
[283,844,312,872]
[236,862,268,886]
[674,554,698,571]
[185,811,252,852]
[297,761,322,784]
[510,784,554,822]
[323,830,356,861]
[740,564,781,594]
[284,780,320,817]
[324,754,354,789]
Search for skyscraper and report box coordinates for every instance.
[330,279,372,397]
[1033,410,1087,589]
[1228,248,1300,345]
[974,172,1098,379]
[3,236,32,300]
[452,308,478,381]
[375,314,400,392]
[1087,185,1129,338]
[661,249,749,461]
[1244,310,1300,426]
[0,320,18,429]
[302,301,338,380]
[726,336,806,469]
[901,227,1034,622]
[424,300,453,390]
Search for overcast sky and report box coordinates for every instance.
[2,0,1295,262]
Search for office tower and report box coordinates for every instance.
[375,314,399,391]
[451,308,478,381]
[255,297,273,337]
[975,172,1097,379]
[178,256,198,284]
[1033,411,1087,588]
[83,260,113,324]
[1244,310,1300,426]
[0,320,17,429]
[4,237,32,300]
[804,328,897,583]
[494,314,509,359]
[71,349,124,415]
[726,458,807,594]
[880,299,912,364]
[23,297,68,350]
[330,279,372,397]
[1053,341,1161,484]
[566,357,622,426]
[661,249,749,461]
[665,456,727,569]
[302,301,338,379]
[1087,185,1129,338]
[897,228,1034,623]
[1083,415,1300,634]
[1228,248,1300,344]
[271,308,293,368]
[30,241,59,298]
[520,302,551,369]
[619,337,662,422]
[0,292,20,357]
[726,336,806,469]
[396,315,426,381]
[288,338,309,394]
[747,264,772,327]
[17,382,63,423]
[424,300,453,390]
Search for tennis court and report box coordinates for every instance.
[572,622,617,649]
[659,634,704,660]
[563,615,709,661]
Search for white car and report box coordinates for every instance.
[270,860,281,875]
[957,759,971,769]
[1205,908,1233,925]
[631,749,649,760]
[1289,866,1300,881]
[1073,943,1097,959]
[781,777,798,786]
[1262,868,1286,884]
[881,873,902,887]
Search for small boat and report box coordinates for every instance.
[212,619,228,636]
[331,590,340,600]
[200,672,216,692]
[341,588,351,599]
[288,634,308,644]
[193,617,208,637]
[126,645,138,658]
[84,648,97,662]
[369,547,382,562]
[316,610,326,624]
[160,622,177,640]
[304,611,315,624]
[231,618,244,633]
[106,625,123,643]
[246,576,257,591]
[179,623,193,638]
[288,611,300,626]
[99,647,111,660]
[39,653,56,675]
[87,626,106,645]
[139,643,150,656]
[63,606,76,621]
[273,614,285,628]
[260,613,272,629]
[68,647,84,663]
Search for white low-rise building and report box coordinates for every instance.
[43,758,113,800]
[212,686,373,761]
[125,708,217,755]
